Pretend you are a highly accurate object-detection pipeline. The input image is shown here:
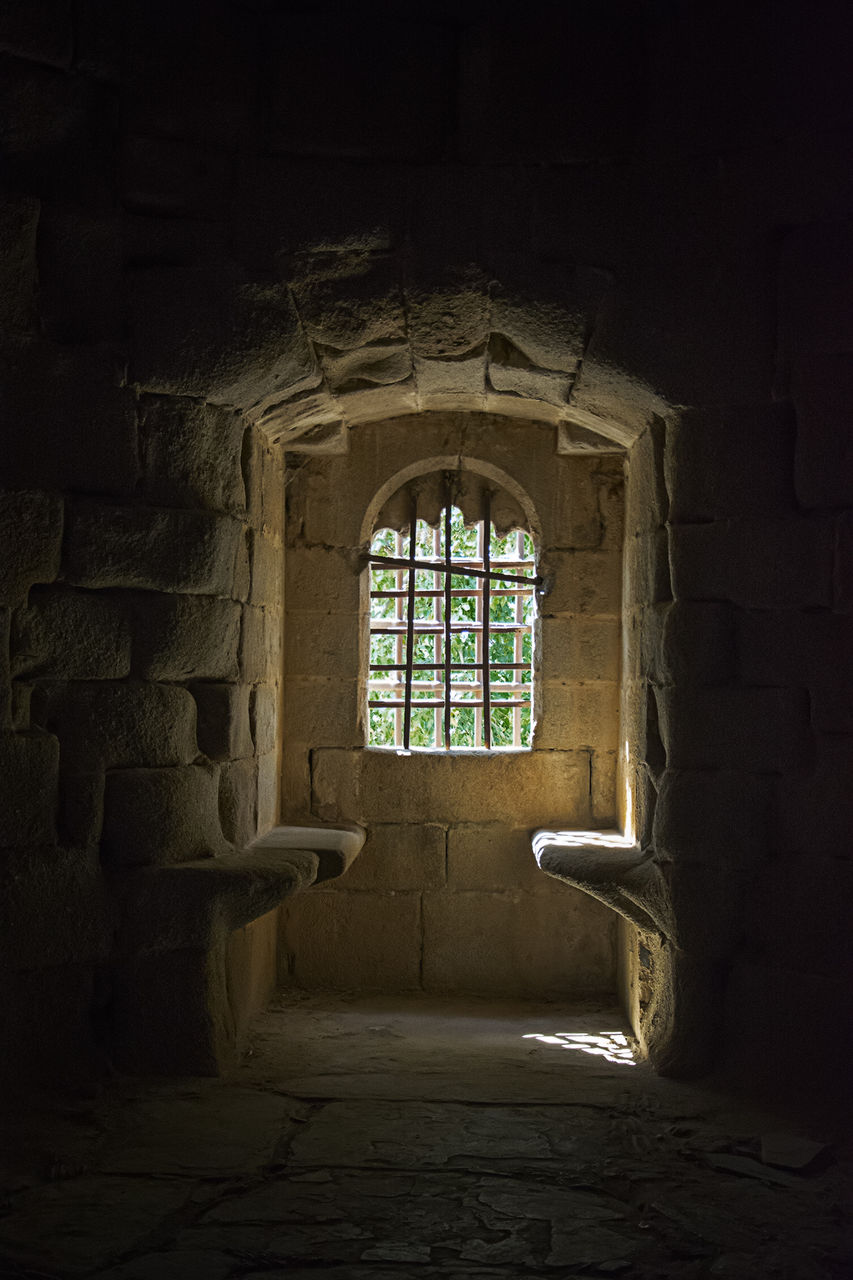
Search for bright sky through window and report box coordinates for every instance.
[367,499,536,751]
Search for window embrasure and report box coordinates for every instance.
[366,476,538,752]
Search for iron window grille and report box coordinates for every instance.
[367,486,539,751]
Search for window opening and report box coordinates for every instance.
[367,483,538,751]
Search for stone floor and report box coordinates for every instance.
[0,993,849,1279]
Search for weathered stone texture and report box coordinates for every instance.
[12,587,131,680]
[193,684,253,762]
[0,490,63,608]
[0,730,59,846]
[280,890,423,990]
[249,683,278,757]
[541,617,621,683]
[63,503,245,597]
[0,847,111,971]
[132,595,241,681]
[642,601,735,688]
[446,824,547,895]
[285,546,361,615]
[312,749,590,827]
[336,823,446,892]
[102,764,229,867]
[421,889,615,998]
[536,682,619,750]
[240,605,282,684]
[283,677,361,749]
[667,404,796,522]
[653,770,774,869]
[138,397,246,513]
[41,682,197,770]
[656,686,811,773]
[218,758,257,849]
[284,612,359,680]
[540,549,621,616]
[669,518,833,609]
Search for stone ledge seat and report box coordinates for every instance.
[112,822,365,1075]
[531,828,674,938]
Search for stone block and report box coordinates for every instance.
[489,265,607,373]
[0,1,73,68]
[0,847,111,971]
[10,682,30,731]
[791,352,853,508]
[285,545,360,615]
[656,686,811,773]
[0,489,63,608]
[336,822,446,891]
[540,549,621,616]
[446,824,548,894]
[0,730,59,846]
[138,396,246,514]
[41,681,197,770]
[653,769,774,869]
[487,345,572,409]
[536,681,619,751]
[626,420,668,534]
[541,616,621,682]
[129,264,318,407]
[666,859,754,959]
[414,349,486,404]
[101,764,229,867]
[240,605,283,684]
[256,751,279,834]
[667,403,796,522]
[250,683,278,756]
[283,677,361,749]
[249,531,283,608]
[669,519,833,609]
[623,528,672,607]
[312,748,590,827]
[406,262,489,358]
[281,740,311,821]
[0,341,138,494]
[132,594,241,681]
[192,683,253,761]
[279,890,423,990]
[0,194,38,331]
[552,458,607,549]
[11,586,131,680]
[336,381,418,426]
[291,253,405,350]
[591,749,618,825]
[121,135,230,218]
[283,611,359,679]
[219,758,257,849]
[63,502,245,597]
[642,600,736,687]
[421,888,616,998]
[323,342,412,394]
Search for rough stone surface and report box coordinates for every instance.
[336,823,446,892]
[101,764,230,867]
[0,730,59,846]
[138,396,246,513]
[669,518,834,608]
[40,681,197,770]
[193,683,253,762]
[0,489,63,607]
[218,758,257,849]
[63,503,246,597]
[133,594,241,681]
[12,586,132,680]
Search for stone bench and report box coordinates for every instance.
[111,823,365,1075]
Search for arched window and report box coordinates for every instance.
[365,471,539,752]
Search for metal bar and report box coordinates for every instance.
[482,492,492,750]
[371,662,530,671]
[370,699,528,709]
[369,622,531,634]
[402,493,418,750]
[368,554,538,587]
[443,489,452,749]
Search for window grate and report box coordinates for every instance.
[367,491,538,751]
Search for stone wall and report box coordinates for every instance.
[279,413,621,997]
[0,0,850,1096]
